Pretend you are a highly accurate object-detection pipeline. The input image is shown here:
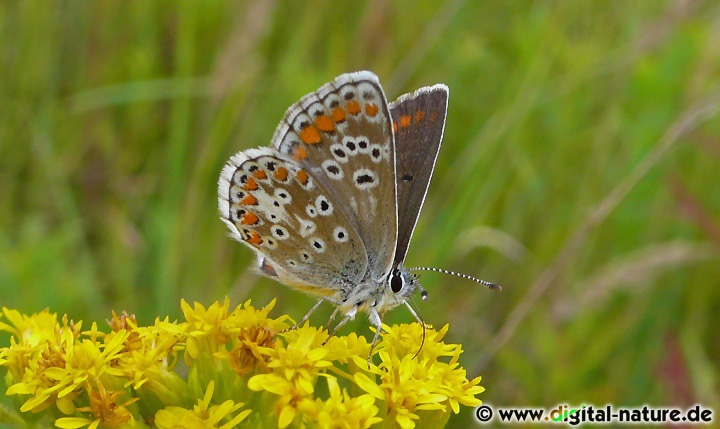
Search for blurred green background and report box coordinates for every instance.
[2,0,719,426]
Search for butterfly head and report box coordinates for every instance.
[389,267,427,301]
[332,266,423,318]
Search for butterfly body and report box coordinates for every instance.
[219,71,447,332]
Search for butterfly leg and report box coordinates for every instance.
[280,297,328,333]
[325,306,340,330]
[403,300,426,359]
[367,306,386,368]
[322,306,358,345]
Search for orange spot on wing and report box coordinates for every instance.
[315,115,335,132]
[347,100,361,115]
[392,121,398,133]
[296,169,309,185]
[253,170,267,180]
[246,232,263,245]
[240,211,259,225]
[299,125,321,144]
[400,115,412,128]
[365,103,379,117]
[292,145,308,161]
[429,111,438,122]
[332,107,346,123]
[240,194,258,205]
[244,177,258,191]
[274,166,288,181]
[415,110,426,123]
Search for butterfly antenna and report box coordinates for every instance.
[407,267,502,291]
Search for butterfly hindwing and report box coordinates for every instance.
[218,148,367,290]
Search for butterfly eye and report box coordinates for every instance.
[390,270,405,293]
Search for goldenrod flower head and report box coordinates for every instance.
[55,380,138,429]
[354,323,485,429]
[323,331,372,365]
[245,326,333,428]
[297,376,382,429]
[0,308,78,384]
[209,299,287,378]
[154,381,251,429]
[182,298,289,363]
[223,324,276,376]
[2,307,128,416]
[0,307,64,347]
[182,298,233,360]
[1,299,484,428]
[119,316,188,405]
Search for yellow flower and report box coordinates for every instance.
[323,331,372,364]
[223,324,276,376]
[117,316,186,381]
[248,373,312,428]
[118,317,191,405]
[224,298,289,332]
[2,307,128,415]
[55,380,138,429]
[297,376,382,429]
[247,326,332,428]
[0,307,66,345]
[354,323,484,429]
[155,381,251,429]
[182,298,288,363]
[0,308,79,383]
[182,299,233,360]
[378,323,456,364]
[1,300,485,428]
[217,299,290,376]
[270,325,334,376]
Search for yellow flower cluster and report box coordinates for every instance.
[0,299,484,428]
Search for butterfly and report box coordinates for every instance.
[218,71,498,353]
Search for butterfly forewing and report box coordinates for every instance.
[218,147,368,290]
[271,72,398,281]
[389,85,449,267]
